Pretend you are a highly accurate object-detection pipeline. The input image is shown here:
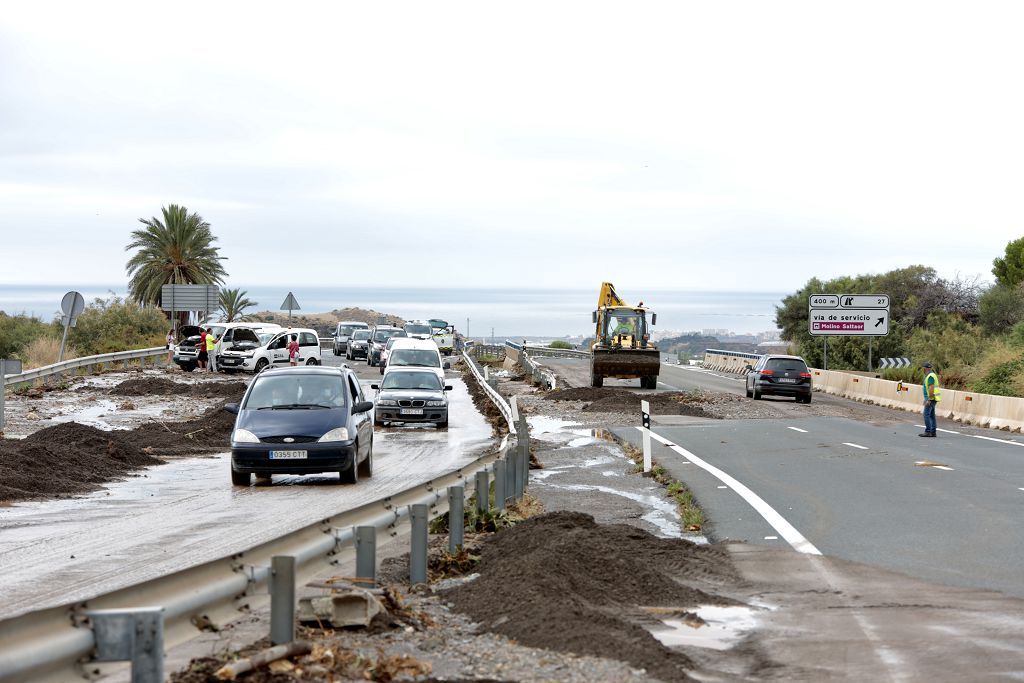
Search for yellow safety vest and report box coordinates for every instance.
[923,371,941,402]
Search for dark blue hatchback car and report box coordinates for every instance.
[225,366,374,485]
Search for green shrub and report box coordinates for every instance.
[67,296,168,356]
[972,359,1024,396]
[548,340,573,350]
[0,312,55,360]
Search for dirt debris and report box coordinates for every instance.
[445,511,741,683]
[545,387,718,418]
[0,399,241,502]
[106,377,249,399]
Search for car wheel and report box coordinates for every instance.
[752,385,762,400]
[436,418,449,428]
[340,449,359,484]
[357,440,373,478]
[802,394,812,404]
[231,468,251,486]
[254,359,269,373]
[181,364,195,373]
[306,357,318,366]
[745,382,753,398]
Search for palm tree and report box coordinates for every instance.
[125,204,228,308]
[219,288,257,322]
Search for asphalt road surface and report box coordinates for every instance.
[0,357,489,620]
[540,357,1024,599]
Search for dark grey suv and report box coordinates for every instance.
[745,354,813,403]
[366,325,407,367]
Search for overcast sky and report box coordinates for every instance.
[2,2,1022,294]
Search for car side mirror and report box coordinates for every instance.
[444,384,453,391]
[744,365,752,372]
[443,362,451,369]
[370,384,379,390]
[223,403,239,414]
[353,400,374,414]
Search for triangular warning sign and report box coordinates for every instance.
[280,292,300,311]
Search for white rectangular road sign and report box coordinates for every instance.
[809,308,889,336]
[808,294,839,308]
[839,294,889,309]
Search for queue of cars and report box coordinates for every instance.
[223,318,458,486]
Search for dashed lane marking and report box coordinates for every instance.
[641,427,821,555]
[915,425,1024,448]
[764,536,779,540]
[843,442,869,450]
[787,427,808,433]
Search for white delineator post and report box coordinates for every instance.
[641,399,652,473]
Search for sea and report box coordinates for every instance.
[0,284,785,339]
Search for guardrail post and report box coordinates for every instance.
[494,457,507,509]
[409,504,429,585]
[86,607,164,682]
[270,555,296,645]
[517,412,530,497]
[448,485,464,553]
[355,526,376,581]
[475,471,489,513]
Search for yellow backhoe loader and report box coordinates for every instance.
[591,282,660,389]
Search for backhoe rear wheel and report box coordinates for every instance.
[641,376,658,390]
[591,373,603,388]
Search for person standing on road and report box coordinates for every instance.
[197,328,209,370]
[288,334,300,366]
[205,327,218,373]
[165,328,175,366]
[919,362,941,437]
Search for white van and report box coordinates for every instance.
[403,320,433,340]
[211,322,283,372]
[218,327,322,373]
[383,337,450,382]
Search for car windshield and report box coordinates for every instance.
[373,329,404,342]
[258,332,277,346]
[244,375,346,410]
[765,358,808,372]
[209,326,226,338]
[390,349,440,368]
[352,330,370,340]
[338,326,356,336]
[405,324,431,335]
[381,371,443,391]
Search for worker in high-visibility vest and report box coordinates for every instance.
[919,361,941,437]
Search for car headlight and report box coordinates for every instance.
[232,429,260,444]
[318,427,350,442]
[376,399,398,406]
[426,400,446,407]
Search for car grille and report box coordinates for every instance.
[261,435,319,444]
[398,400,425,407]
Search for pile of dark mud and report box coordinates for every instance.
[107,377,249,398]
[545,387,719,417]
[446,511,740,682]
[0,402,239,502]
[0,422,163,501]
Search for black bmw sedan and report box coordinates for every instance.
[371,367,452,428]
[225,366,374,485]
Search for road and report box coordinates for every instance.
[539,357,1024,598]
[0,355,490,620]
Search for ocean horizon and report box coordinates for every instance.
[0,284,786,338]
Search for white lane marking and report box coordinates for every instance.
[936,428,960,434]
[787,427,808,433]
[717,485,728,489]
[1020,488,1024,491]
[842,442,869,450]
[764,536,778,540]
[657,381,682,390]
[915,461,954,471]
[915,424,1024,447]
[641,428,821,555]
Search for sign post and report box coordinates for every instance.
[640,399,652,474]
[1,358,24,434]
[280,292,300,322]
[58,291,86,362]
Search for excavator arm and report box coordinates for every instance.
[597,282,628,309]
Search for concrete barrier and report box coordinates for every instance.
[703,352,1024,433]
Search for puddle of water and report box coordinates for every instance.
[554,483,682,538]
[650,605,760,650]
[528,415,585,436]
[47,399,121,430]
[581,454,615,468]
[531,470,566,481]
[566,435,600,448]
[601,470,619,477]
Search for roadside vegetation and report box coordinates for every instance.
[777,236,1024,396]
[548,340,573,349]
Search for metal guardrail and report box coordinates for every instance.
[463,352,516,436]
[1,347,165,388]
[0,353,524,682]
[704,348,762,360]
[522,344,590,360]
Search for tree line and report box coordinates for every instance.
[776,237,1024,396]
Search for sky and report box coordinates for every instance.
[2,1,1023,294]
